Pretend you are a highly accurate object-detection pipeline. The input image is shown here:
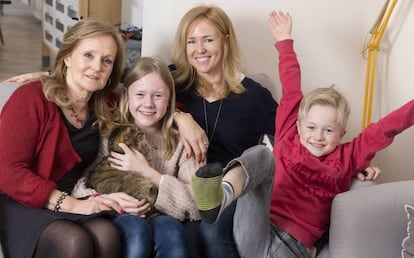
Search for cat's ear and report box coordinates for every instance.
[124,126,134,140]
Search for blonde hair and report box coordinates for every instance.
[120,56,179,159]
[171,5,245,97]
[298,86,351,129]
[42,17,125,132]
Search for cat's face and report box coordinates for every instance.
[108,125,149,155]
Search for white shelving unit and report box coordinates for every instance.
[40,0,121,68]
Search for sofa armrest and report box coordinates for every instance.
[348,177,376,190]
[0,82,21,111]
[315,178,375,258]
[329,180,414,258]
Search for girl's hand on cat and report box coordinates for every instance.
[109,143,150,170]
[109,143,161,184]
[105,192,152,217]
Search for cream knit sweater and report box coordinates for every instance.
[72,133,202,221]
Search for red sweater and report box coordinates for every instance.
[270,39,414,248]
[0,81,80,208]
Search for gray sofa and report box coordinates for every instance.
[0,82,19,258]
[326,180,414,258]
[0,82,20,110]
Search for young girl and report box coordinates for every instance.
[106,56,202,258]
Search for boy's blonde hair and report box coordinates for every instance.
[298,87,351,129]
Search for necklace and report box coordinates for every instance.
[203,99,223,142]
[68,107,86,126]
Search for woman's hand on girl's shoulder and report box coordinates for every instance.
[3,72,48,83]
[174,112,209,163]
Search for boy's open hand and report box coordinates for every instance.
[267,11,292,42]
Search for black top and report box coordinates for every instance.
[176,76,278,166]
[57,110,99,193]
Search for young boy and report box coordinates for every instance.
[191,10,414,258]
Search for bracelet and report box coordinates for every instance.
[53,191,68,212]
[90,192,102,198]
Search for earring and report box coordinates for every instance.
[106,78,112,87]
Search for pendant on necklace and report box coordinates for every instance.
[203,99,223,142]
[69,107,85,126]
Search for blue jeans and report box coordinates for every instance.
[113,214,152,258]
[149,215,189,258]
[114,214,189,258]
[199,201,240,258]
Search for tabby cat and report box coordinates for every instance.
[86,124,158,208]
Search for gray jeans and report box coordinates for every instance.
[224,145,309,258]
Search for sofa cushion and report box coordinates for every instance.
[402,204,414,258]
[329,181,414,258]
[0,82,21,111]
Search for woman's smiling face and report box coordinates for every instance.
[185,18,224,78]
[64,35,117,93]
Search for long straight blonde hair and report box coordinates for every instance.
[120,57,179,159]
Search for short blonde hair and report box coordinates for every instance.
[171,5,245,97]
[298,86,351,129]
[120,56,179,159]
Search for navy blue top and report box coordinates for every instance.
[176,76,278,166]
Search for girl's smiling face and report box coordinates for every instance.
[127,72,171,134]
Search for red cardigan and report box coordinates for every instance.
[0,81,80,208]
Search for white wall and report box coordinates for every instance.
[121,0,144,29]
[138,0,414,183]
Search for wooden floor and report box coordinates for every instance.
[0,15,42,81]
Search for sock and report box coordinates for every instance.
[191,163,234,223]
[221,181,234,212]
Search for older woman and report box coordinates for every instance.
[0,18,128,258]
